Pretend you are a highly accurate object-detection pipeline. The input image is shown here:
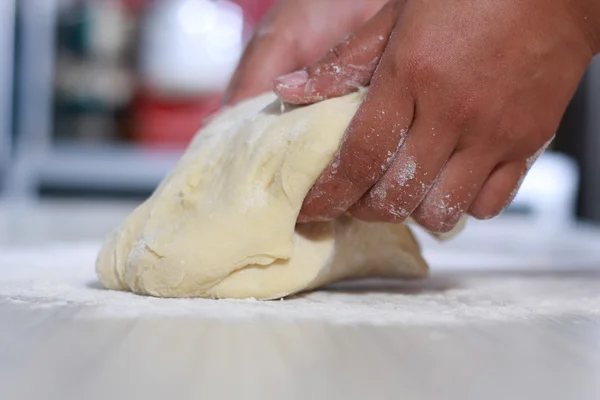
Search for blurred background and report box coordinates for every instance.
[0,0,598,228]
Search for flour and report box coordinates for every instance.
[2,241,600,326]
[392,154,417,187]
[526,135,555,170]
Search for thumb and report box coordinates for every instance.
[273,0,403,105]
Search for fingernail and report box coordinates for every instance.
[276,70,308,89]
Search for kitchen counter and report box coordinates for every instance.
[1,200,600,400]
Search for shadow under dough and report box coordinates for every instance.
[86,280,106,291]
[298,274,461,297]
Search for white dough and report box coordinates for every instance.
[96,91,430,299]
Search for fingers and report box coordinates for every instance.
[274,0,404,105]
[347,114,460,224]
[297,91,413,222]
[298,27,414,222]
[410,147,499,232]
[224,24,300,105]
[467,132,554,220]
[468,161,528,220]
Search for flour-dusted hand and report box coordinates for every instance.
[223,0,388,105]
[275,0,599,233]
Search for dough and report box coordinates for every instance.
[96,91,430,299]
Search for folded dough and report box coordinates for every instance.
[96,91,430,299]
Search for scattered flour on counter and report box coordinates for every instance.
[1,242,600,325]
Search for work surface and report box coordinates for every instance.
[1,201,600,400]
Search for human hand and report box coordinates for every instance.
[275,0,599,232]
[223,0,388,105]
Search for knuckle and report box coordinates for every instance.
[406,50,441,82]
[403,52,479,129]
[444,94,480,127]
[405,48,452,95]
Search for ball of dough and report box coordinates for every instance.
[96,91,429,299]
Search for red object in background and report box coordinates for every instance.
[118,0,149,15]
[130,0,278,148]
[132,90,222,148]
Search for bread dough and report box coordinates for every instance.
[96,91,430,299]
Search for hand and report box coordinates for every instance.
[275,0,599,232]
[224,0,388,105]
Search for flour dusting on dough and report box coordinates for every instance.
[96,91,431,299]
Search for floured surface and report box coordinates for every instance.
[3,242,600,325]
[3,204,600,400]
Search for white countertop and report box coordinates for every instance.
[1,200,600,400]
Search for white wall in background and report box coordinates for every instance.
[140,0,244,96]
